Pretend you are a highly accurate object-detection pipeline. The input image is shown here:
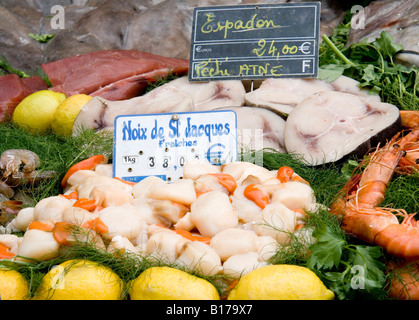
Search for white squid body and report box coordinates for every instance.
[6,159,319,278]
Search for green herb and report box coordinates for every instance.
[341,159,360,180]
[0,56,30,78]
[28,33,55,43]
[319,22,418,111]
[0,56,51,86]
[381,172,419,214]
[308,224,345,270]
[0,122,113,205]
[306,209,388,300]
[145,72,179,93]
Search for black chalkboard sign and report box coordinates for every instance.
[189,3,321,82]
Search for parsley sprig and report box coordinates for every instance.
[306,210,388,300]
[28,33,55,43]
[319,22,418,111]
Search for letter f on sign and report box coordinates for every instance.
[302,60,311,73]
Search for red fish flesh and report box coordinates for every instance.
[0,74,48,122]
[42,50,189,101]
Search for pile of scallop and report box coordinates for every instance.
[5,159,319,278]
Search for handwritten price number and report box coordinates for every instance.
[253,39,300,59]
[210,304,252,315]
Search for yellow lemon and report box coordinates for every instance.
[227,264,335,300]
[33,259,123,300]
[12,90,66,135]
[128,266,220,300]
[51,94,92,136]
[0,267,30,300]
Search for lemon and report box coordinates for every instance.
[33,259,123,300]
[51,94,92,136]
[0,267,30,300]
[128,266,220,300]
[12,90,66,135]
[227,264,335,300]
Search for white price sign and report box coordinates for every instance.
[113,110,238,182]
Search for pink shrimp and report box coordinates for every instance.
[330,126,419,260]
[0,149,41,178]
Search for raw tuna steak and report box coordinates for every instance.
[42,50,189,100]
[284,91,401,166]
[0,74,48,122]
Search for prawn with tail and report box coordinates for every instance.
[0,149,57,217]
[330,110,419,299]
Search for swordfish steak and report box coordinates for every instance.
[73,76,245,133]
[284,91,401,166]
[216,106,287,153]
[244,75,380,117]
[42,50,189,101]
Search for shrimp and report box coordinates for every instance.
[0,149,56,194]
[400,110,419,129]
[330,123,419,300]
[330,126,419,260]
[397,111,419,173]
[0,181,14,199]
[0,149,40,178]
[388,260,419,300]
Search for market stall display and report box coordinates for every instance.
[0,0,418,302]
